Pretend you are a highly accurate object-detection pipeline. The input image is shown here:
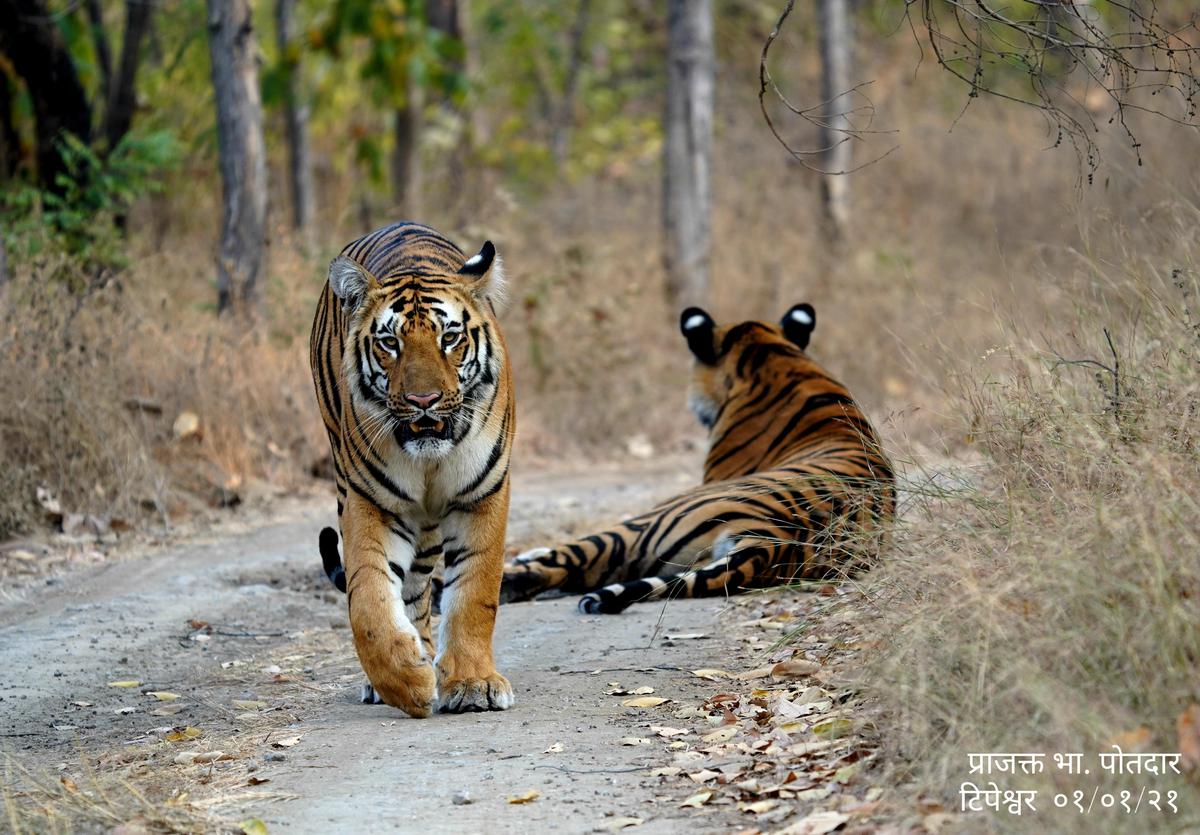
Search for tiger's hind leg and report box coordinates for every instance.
[578,536,777,615]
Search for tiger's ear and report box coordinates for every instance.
[781,303,816,350]
[459,241,505,305]
[329,255,378,313]
[680,307,718,365]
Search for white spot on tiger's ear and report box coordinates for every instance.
[790,308,813,326]
[684,314,709,331]
[474,254,507,307]
[463,252,483,269]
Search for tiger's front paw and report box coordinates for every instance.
[367,660,437,718]
[438,671,515,713]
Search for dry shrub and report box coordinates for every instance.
[0,234,325,539]
[861,207,1200,830]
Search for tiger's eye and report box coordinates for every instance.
[379,336,399,352]
[442,331,460,348]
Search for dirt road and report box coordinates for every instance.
[2,460,793,833]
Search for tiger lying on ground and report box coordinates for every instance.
[499,304,895,613]
[311,221,515,717]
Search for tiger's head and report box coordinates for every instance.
[679,303,816,430]
[328,236,506,459]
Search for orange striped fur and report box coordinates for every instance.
[501,304,894,613]
[311,222,515,715]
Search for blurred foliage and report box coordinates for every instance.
[2,131,179,274]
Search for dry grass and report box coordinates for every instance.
[0,233,326,539]
[859,207,1200,830]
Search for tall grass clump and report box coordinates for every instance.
[862,209,1200,831]
[0,235,326,540]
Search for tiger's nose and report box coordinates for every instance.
[405,391,443,409]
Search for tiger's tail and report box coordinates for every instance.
[319,527,346,592]
[499,519,647,605]
[577,535,780,614]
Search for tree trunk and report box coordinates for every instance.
[552,0,592,167]
[391,72,423,217]
[0,71,19,181]
[662,0,714,308]
[84,0,113,110]
[206,0,268,318]
[275,0,315,233]
[817,0,852,239]
[0,0,92,191]
[104,0,154,152]
[458,0,489,149]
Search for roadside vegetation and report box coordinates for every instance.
[2,0,1199,831]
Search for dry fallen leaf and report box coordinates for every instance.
[691,669,731,681]
[619,737,652,746]
[247,776,270,786]
[600,817,644,832]
[70,700,93,708]
[174,750,225,765]
[923,812,957,834]
[506,789,540,805]
[771,659,821,679]
[1107,727,1152,753]
[107,680,142,688]
[664,633,707,641]
[687,769,720,783]
[239,820,268,835]
[544,742,565,754]
[272,736,302,748]
[60,776,78,794]
[630,686,655,695]
[735,667,773,681]
[165,727,202,742]
[738,799,778,814]
[146,691,181,702]
[622,696,669,708]
[173,411,201,441]
[679,791,712,808]
[700,726,738,744]
[650,726,688,737]
[812,718,853,739]
[151,705,186,717]
[650,766,682,777]
[778,810,849,835]
[1177,704,1200,771]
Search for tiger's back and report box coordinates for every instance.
[501,303,894,614]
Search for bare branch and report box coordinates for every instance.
[760,0,1200,179]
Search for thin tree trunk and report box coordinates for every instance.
[103,0,154,152]
[84,0,113,110]
[459,0,489,149]
[206,0,268,318]
[0,0,92,192]
[552,0,592,167]
[0,72,19,180]
[817,0,852,239]
[391,72,423,217]
[275,0,315,233]
[662,0,714,308]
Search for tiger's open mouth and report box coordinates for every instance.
[398,414,452,443]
